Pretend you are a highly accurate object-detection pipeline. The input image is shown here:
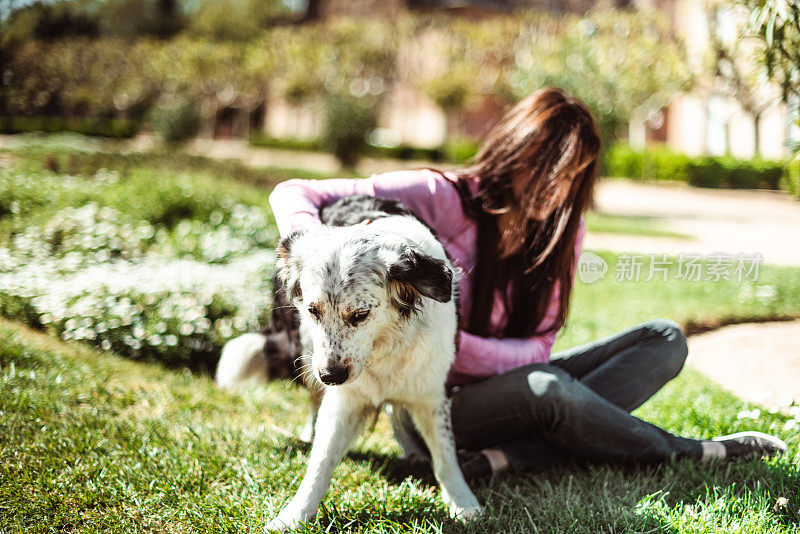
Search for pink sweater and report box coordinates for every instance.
[268,169,585,386]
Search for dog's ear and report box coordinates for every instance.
[276,229,307,302]
[387,248,452,317]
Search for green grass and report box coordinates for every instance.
[1,318,798,533]
[2,137,800,532]
[556,251,800,350]
[584,211,692,240]
[0,148,330,242]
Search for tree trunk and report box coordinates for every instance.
[753,112,761,158]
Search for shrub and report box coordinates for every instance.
[604,143,643,178]
[11,146,325,190]
[249,133,478,165]
[0,169,108,238]
[686,157,727,188]
[650,148,691,183]
[148,99,201,145]
[604,143,789,191]
[0,252,274,368]
[0,167,279,369]
[783,160,800,198]
[0,116,139,138]
[322,93,377,169]
[249,135,321,152]
[444,139,480,164]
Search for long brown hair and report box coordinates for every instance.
[454,87,600,338]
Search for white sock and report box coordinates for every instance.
[700,440,726,461]
[480,448,510,473]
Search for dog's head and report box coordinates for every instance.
[276,225,452,386]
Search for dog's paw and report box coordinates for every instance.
[449,503,483,521]
[265,506,314,532]
[264,515,304,532]
[298,423,315,443]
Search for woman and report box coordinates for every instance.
[268,87,786,479]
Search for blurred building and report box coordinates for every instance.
[306,0,628,18]
[251,0,792,159]
[632,0,790,159]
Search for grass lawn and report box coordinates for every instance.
[1,138,800,532]
[2,249,800,533]
[584,212,693,240]
[1,317,798,533]
[558,252,800,347]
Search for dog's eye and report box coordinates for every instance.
[348,309,370,325]
[308,304,321,319]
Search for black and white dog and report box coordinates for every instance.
[217,195,481,530]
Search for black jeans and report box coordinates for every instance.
[448,319,703,472]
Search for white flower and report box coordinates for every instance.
[178,323,194,336]
[0,181,276,363]
[132,325,145,339]
[736,409,761,420]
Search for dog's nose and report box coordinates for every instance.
[319,365,349,385]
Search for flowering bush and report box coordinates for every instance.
[0,253,274,366]
[0,169,278,368]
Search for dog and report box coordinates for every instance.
[217,195,482,530]
[216,196,435,448]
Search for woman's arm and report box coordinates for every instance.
[268,171,452,235]
[271,175,585,380]
[450,221,585,380]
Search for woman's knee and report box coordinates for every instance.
[643,319,688,379]
[526,366,581,405]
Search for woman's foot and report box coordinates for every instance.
[702,431,788,461]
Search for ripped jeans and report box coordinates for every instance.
[394,319,703,472]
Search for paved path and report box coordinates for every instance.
[588,180,800,267]
[687,320,800,411]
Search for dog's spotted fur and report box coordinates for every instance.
[216,195,481,529]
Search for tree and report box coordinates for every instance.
[0,1,98,47]
[740,0,800,152]
[742,0,800,101]
[707,1,776,156]
[187,0,290,41]
[511,9,692,146]
[322,93,377,169]
[96,0,184,38]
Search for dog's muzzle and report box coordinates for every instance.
[318,364,350,385]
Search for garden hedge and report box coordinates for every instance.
[603,143,788,191]
[249,135,480,164]
[0,116,140,138]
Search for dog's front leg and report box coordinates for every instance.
[407,398,482,520]
[299,385,324,443]
[267,390,367,531]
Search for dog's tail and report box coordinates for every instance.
[215,333,270,389]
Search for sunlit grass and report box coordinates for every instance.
[585,211,692,240]
[1,318,798,533]
[2,139,799,532]
[557,251,800,350]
